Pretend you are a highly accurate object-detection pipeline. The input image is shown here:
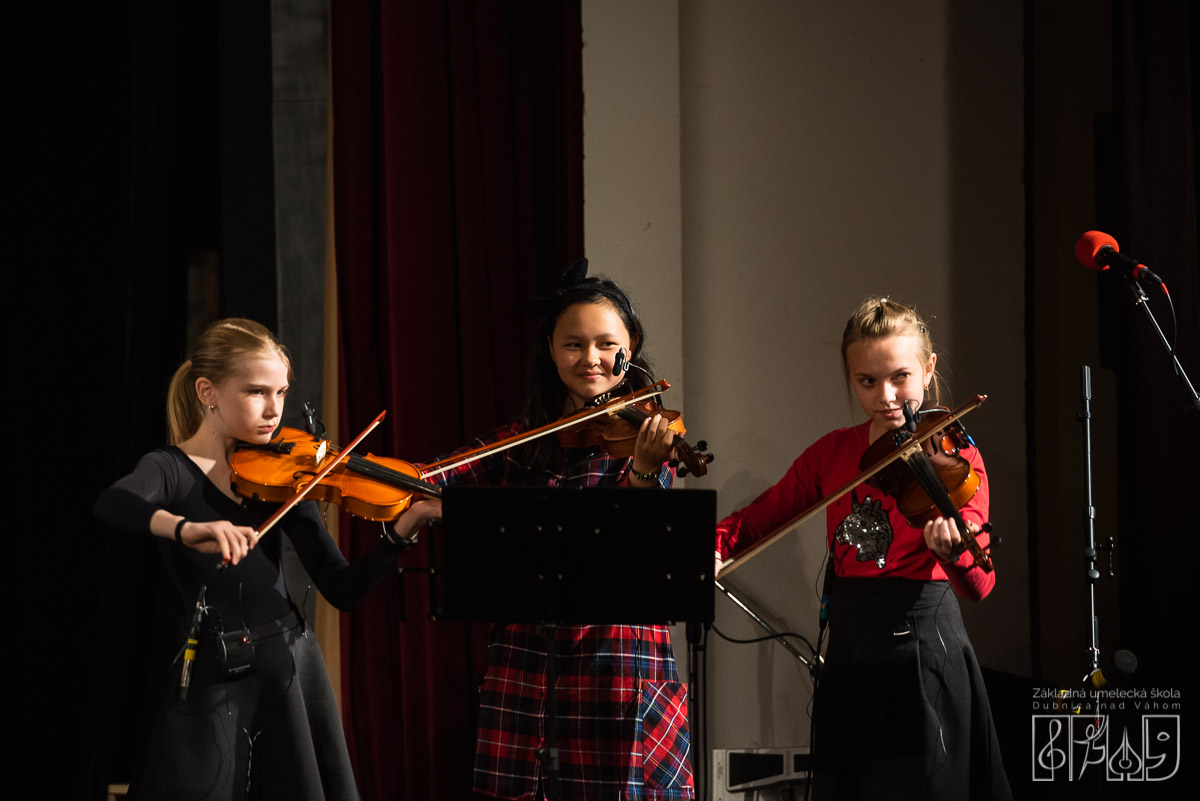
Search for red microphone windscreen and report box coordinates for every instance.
[1075,230,1119,271]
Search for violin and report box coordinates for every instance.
[555,389,714,478]
[420,380,714,480]
[720,394,993,576]
[230,415,442,534]
[859,403,993,571]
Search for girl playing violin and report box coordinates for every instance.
[430,261,694,801]
[94,318,439,801]
[715,298,1011,801]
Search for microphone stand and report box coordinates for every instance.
[714,580,821,676]
[1121,278,1200,412]
[537,623,563,801]
[1077,366,1105,680]
[1075,366,1135,695]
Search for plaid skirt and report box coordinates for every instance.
[474,623,694,801]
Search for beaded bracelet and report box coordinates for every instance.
[629,465,660,483]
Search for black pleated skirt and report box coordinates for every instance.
[812,578,1012,801]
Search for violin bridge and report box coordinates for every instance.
[314,439,329,466]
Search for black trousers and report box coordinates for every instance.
[132,612,359,801]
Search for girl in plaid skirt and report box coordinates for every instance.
[432,261,695,801]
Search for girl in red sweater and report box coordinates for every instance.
[715,298,1011,801]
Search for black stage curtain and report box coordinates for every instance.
[1098,0,1199,690]
[330,2,582,799]
[25,4,219,799]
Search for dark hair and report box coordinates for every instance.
[504,264,656,477]
[522,274,655,428]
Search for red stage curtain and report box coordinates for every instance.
[330,2,583,798]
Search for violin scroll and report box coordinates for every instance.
[671,439,715,478]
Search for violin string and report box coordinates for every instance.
[904,446,962,524]
[907,446,992,568]
[340,452,442,496]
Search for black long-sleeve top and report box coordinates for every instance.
[94,446,404,629]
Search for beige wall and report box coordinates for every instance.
[581,0,685,400]
[583,0,1027,751]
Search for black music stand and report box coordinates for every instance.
[429,486,715,801]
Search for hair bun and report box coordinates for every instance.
[559,257,589,290]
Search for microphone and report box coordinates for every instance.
[179,584,206,701]
[302,402,319,437]
[613,348,629,376]
[901,401,918,434]
[612,348,655,382]
[1074,231,1164,286]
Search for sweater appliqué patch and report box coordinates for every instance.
[834,490,893,568]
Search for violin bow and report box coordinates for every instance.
[718,394,988,577]
[418,381,672,479]
[253,410,387,539]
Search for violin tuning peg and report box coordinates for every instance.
[696,440,708,451]
[677,466,690,478]
[667,458,680,468]
[705,453,715,464]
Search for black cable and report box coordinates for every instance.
[1163,288,1180,376]
[805,546,833,801]
[709,623,819,657]
[923,581,955,783]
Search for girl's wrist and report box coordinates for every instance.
[386,520,419,548]
[629,463,661,482]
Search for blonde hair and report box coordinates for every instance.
[166,318,292,444]
[841,297,942,406]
